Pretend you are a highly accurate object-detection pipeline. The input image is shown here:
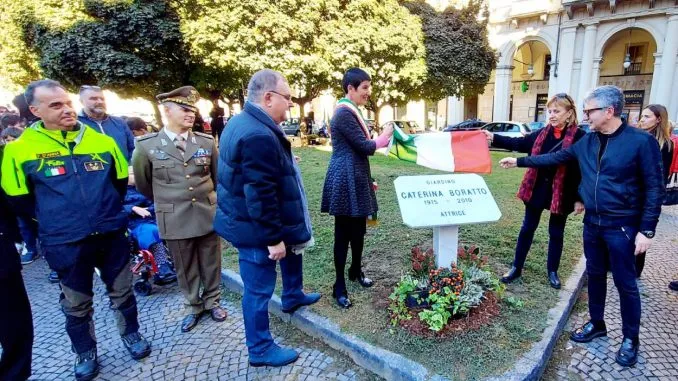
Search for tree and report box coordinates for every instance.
[0,1,42,92]
[21,0,190,126]
[404,0,497,101]
[322,0,428,125]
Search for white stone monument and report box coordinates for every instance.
[394,174,501,268]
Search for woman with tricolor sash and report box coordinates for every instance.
[483,93,586,289]
[321,68,394,309]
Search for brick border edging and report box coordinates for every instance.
[220,256,586,381]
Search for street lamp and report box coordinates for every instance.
[513,58,534,77]
[623,27,633,69]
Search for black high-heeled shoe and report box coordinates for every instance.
[348,270,374,288]
[332,288,352,309]
[500,266,522,284]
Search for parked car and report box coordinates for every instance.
[528,121,546,132]
[381,120,422,135]
[444,119,487,132]
[281,118,302,136]
[481,121,532,138]
[365,119,378,138]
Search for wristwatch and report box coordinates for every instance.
[640,230,655,239]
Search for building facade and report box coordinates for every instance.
[457,0,678,126]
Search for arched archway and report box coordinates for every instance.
[597,27,657,126]
[509,40,552,123]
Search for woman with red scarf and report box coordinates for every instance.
[483,93,586,289]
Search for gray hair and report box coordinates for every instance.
[584,85,624,117]
[24,79,65,106]
[246,69,285,103]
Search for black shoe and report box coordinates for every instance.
[121,332,151,360]
[669,281,678,291]
[181,313,202,332]
[348,269,374,288]
[570,321,607,343]
[615,337,639,367]
[548,271,561,289]
[153,263,177,285]
[74,348,99,381]
[332,288,352,309]
[48,270,60,284]
[500,266,522,284]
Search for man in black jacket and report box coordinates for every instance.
[214,69,321,368]
[499,85,664,367]
[0,145,33,381]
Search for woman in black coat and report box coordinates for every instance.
[484,93,586,289]
[635,104,674,278]
[321,68,393,308]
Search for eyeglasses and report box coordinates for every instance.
[582,107,604,117]
[268,90,292,101]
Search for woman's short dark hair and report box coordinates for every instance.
[1,126,23,140]
[0,113,22,129]
[126,117,147,132]
[342,68,371,94]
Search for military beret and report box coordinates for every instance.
[156,86,200,112]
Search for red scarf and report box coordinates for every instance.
[517,123,578,214]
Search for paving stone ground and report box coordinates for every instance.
[22,259,375,381]
[545,206,678,380]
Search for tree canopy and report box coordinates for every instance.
[0,0,496,125]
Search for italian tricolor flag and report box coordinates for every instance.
[45,167,65,177]
[387,126,492,173]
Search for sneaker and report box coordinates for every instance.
[20,251,37,265]
[121,332,151,360]
[74,348,99,381]
[153,263,177,285]
[15,242,24,254]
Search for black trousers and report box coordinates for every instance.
[0,239,33,381]
[333,216,367,292]
[42,230,139,354]
[513,205,567,272]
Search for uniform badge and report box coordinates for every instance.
[154,150,169,160]
[44,166,66,177]
[36,151,62,159]
[84,161,105,171]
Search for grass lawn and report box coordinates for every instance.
[222,147,584,379]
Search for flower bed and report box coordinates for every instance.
[389,245,504,335]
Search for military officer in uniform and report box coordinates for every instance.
[132,86,227,332]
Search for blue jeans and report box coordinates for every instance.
[583,223,641,340]
[236,246,305,355]
[17,217,38,254]
[513,205,567,272]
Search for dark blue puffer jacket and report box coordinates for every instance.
[213,102,311,247]
[518,123,664,232]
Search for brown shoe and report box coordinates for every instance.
[210,306,228,322]
[181,313,202,333]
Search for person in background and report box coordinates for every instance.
[1,126,23,144]
[482,93,586,289]
[126,117,150,137]
[214,69,321,367]
[78,85,136,161]
[1,113,25,131]
[209,100,225,141]
[12,93,39,126]
[499,85,664,368]
[321,68,394,308]
[634,104,673,278]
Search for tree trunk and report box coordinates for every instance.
[151,100,163,129]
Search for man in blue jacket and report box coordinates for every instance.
[78,85,136,161]
[499,85,664,367]
[214,69,321,367]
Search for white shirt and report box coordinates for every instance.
[163,128,189,143]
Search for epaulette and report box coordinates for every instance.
[193,131,214,139]
[136,132,158,142]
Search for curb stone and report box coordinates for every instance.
[221,255,586,380]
